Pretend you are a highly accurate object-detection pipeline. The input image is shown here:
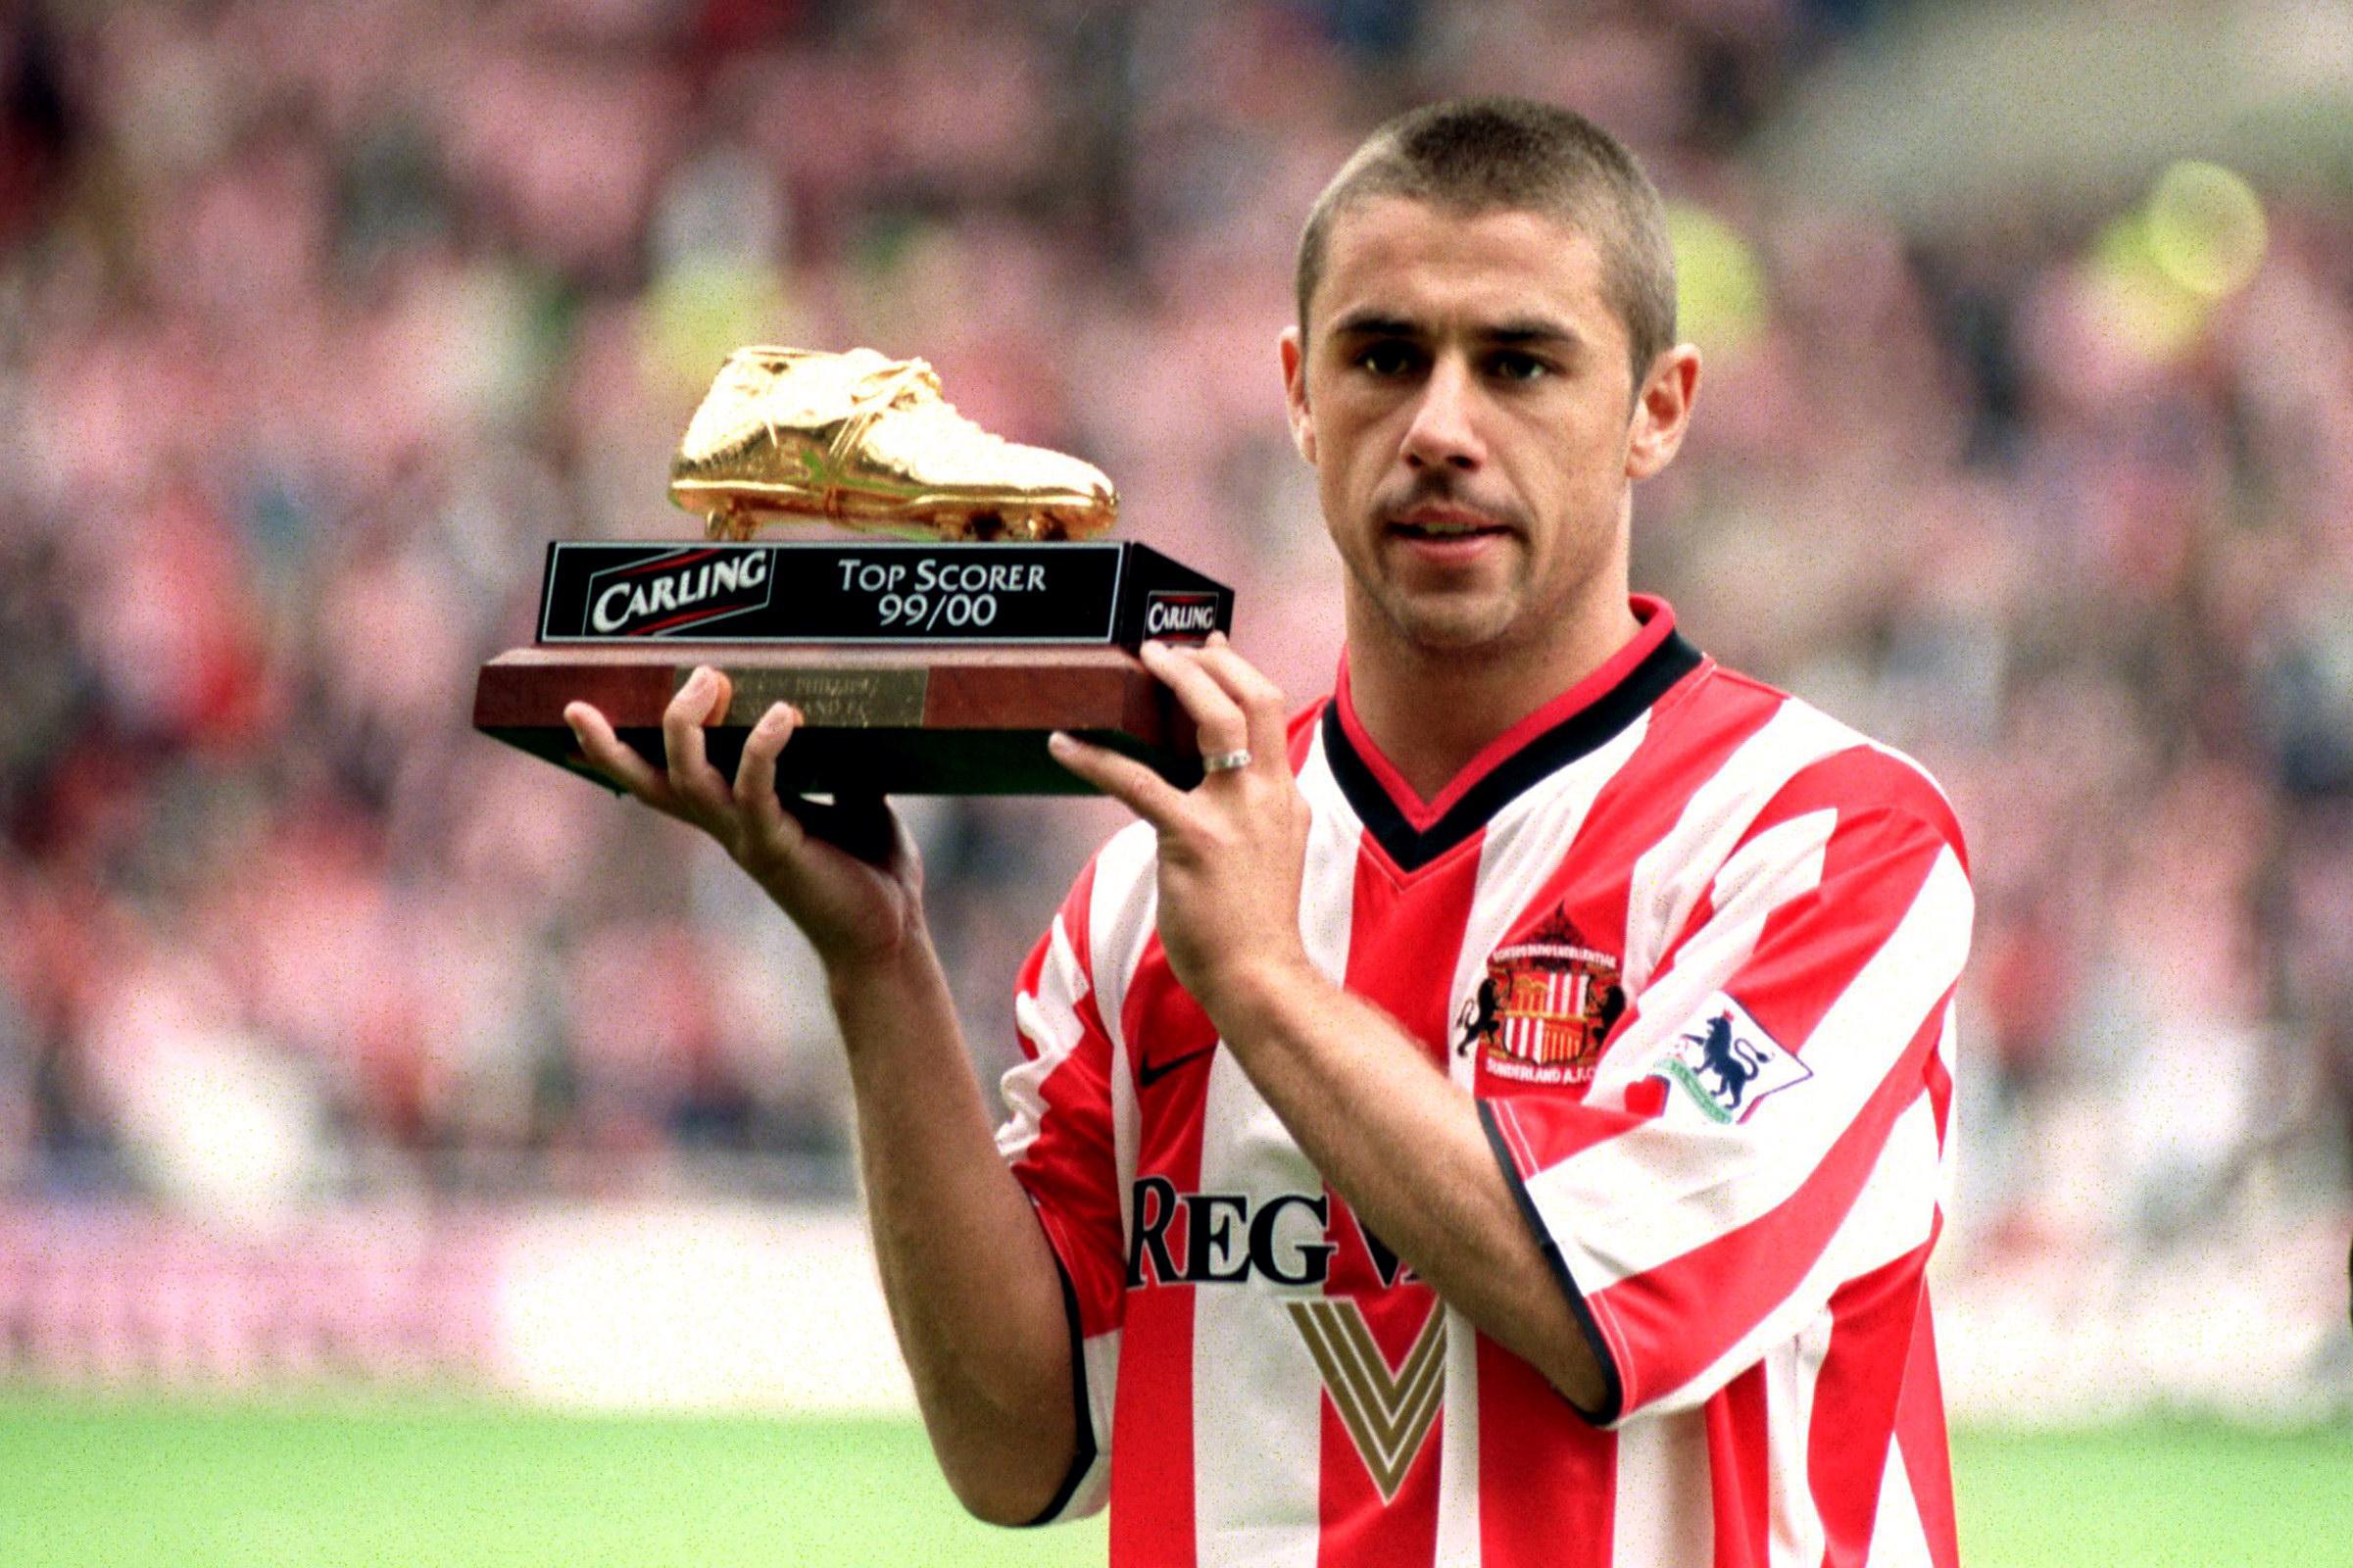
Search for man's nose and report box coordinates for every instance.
[1400,356,1485,470]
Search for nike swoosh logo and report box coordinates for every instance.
[1137,1045,1217,1091]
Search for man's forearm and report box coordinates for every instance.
[1210,962,1607,1411]
[828,940,1078,1523]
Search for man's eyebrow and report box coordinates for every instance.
[1486,318,1584,349]
[1326,311,1420,338]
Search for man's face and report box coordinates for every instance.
[1281,196,1691,662]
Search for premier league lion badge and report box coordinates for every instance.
[1458,908,1626,1087]
[1650,993,1812,1124]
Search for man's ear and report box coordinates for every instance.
[1279,326,1317,466]
[1626,344,1700,481]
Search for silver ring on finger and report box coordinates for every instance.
[1201,748,1252,774]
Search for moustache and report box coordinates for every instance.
[1373,473,1526,533]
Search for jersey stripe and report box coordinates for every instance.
[1092,818,1159,1320]
[1004,858,1123,1521]
[1192,1046,1326,1567]
[1114,971,1203,1564]
[1090,822,1159,1070]
[1477,1334,1616,1568]
[1894,1281,1958,1568]
[1115,1287,1199,1561]
[1103,845,1198,1559]
[1189,724,1365,1568]
[1431,1304,1483,1566]
[1732,745,1967,877]
[1807,1232,1937,1567]
[1704,1363,1770,1567]
[1001,911,1096,1166]
[1863,1443,1935,1568]
[1609,1403,1712,1564]
[1314,831,1483,1565]
[1762,1313,1833,1567]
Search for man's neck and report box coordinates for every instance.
[1344,596,1644,804]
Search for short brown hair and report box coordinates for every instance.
[1295,98,1677,382]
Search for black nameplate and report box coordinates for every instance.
[536,541,1233,650]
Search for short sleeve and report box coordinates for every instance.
[997,856,1126,1521]
[1481,747,1972,1424]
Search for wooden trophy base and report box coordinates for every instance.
[473,643,1202,797]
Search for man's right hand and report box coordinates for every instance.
[563,665,926,973]
[568,664,1075,1522]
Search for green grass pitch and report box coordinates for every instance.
[0,1394,2345,1566]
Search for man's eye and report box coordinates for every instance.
[1355,342,1420,376]
[1490,352,1548,381]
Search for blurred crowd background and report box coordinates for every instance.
[0,0,2348,1411]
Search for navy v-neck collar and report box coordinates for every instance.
[1320,597,1704,873]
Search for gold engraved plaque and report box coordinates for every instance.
[694,666,930,728]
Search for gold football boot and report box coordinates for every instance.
[670,347,1117,542]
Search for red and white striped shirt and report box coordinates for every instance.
[999,597,1970,1566]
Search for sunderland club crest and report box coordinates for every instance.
[1458,908,1626,1087]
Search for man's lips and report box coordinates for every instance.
[1385,503,1516,539]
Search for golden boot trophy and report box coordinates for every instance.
[474,347,1232,797]
[671,347,1117,543]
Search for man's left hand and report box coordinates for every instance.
[1048,635,1313,1014]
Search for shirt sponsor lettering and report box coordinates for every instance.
[1123,1178,1335,1288]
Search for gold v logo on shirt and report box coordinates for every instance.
[1286,1298,1446,1501]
